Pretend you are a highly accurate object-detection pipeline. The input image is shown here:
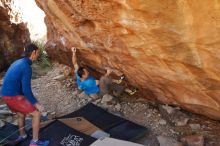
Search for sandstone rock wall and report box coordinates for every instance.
[36,0,220,120]
[0,0,30,71]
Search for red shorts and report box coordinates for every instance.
[2,95,36,114]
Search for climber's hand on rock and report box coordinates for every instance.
[105,67,112,74]
[71,47,77,53]
[106,68,113,76]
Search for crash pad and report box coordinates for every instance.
[58,117,100,135]
[0,122,19,146]
[18,103,148,145]
[20,120,96,146]
[60,103,125,130]
[90,137,144,146]
[60,103,148,141]
[106,120,148,141]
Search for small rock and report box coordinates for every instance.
[87,98,92,102]
[147,113,151,118]
[12,120,18,126]
[143,137,160,146]
[201,125,206,129]
[66,82,71,87]
[52,74,66,81]
[175,117,189,126]
[180,135,204,146]
[0,109,12,115]
[0,104,7,109]
[47,113,55,120]
[113,111,124,117]
[72,90,78,96]
[159,105,189,126]
[50,111,56,115]
[157,136,183,146]
[136,98,148,102]
[162,105,175,114]
[189,124,201,130]
[99,103,112,110]
[92,99,101,105]
[79,92,90,99]
[5,116,13,123]
[170,129,178,134]
[63,100,69,105]
[89,94,99,100]
[159,119,167,125]
[115,103,121,111]
[42,112,48,117]
[0,120,5,128]
[101,94,114,104]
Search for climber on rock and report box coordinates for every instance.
[71,47,136,99]
[1,44,49,146]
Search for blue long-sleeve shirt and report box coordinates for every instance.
[1,57,38,105]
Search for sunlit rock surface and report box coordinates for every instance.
[36,0,220,120]
[0,0,30,71]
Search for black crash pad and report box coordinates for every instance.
[60,103,125,130]
[0,123,19,146]
[5,103,148,145]
[0,119,44,146]
[106,121,148,141]
[20,120,96,146]
[60,103,148,141]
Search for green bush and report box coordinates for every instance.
[32,41,51,68]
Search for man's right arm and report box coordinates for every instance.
[71,47,79,72]
[21,66,44,112]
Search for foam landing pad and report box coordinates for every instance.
[20,120,96,146]
[90,137,144,146]
[60,103,148,141]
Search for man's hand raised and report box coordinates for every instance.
[71,47,79,71]
[71,47,77,54]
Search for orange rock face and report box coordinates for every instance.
[36,0,220,120]
[0,0,30,71]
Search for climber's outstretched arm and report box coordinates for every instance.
[71,47,79,72]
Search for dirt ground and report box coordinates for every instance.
[1,63,220,146]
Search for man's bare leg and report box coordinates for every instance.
[17,112,26,136]
[30,110,41,141]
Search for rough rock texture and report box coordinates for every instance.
[0,0,30,71]
[36,0,220,120]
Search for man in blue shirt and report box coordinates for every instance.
[71,47,126,99]
[1,44,49,146]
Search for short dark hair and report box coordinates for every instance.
[77,67,85,78]
[22,43,38,57]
